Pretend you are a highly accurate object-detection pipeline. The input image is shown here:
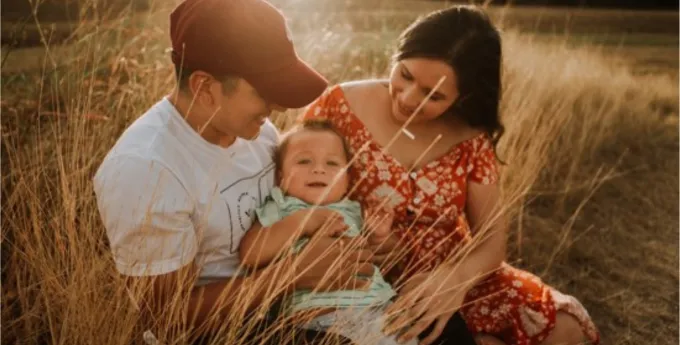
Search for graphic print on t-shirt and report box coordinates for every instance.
[220,162,275,254]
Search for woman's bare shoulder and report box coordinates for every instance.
[339,79,389,105]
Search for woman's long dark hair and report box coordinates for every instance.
[394,5,505,161]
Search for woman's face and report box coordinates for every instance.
[388,58,459,124]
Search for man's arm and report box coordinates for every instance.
[187,259,293,328]
[449,181,507,287]
[126,258,293,334]
[133,234,377,334]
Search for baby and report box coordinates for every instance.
[238,119,414,345]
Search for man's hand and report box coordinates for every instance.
[291,233,375,292]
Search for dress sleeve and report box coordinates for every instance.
[300,86,333,120]
[298,85,347,130]
[468,136,499,185]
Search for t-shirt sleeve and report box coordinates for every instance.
[93,154,198,277]
[254,197,283,228]
[469,136,499,185]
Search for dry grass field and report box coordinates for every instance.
[2,1,678,344]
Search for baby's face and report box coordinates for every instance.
[279,130,349,205]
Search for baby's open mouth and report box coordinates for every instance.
[306,182,328,188]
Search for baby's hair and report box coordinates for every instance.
[274,118,352,169]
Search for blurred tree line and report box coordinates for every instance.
[450,0,678,10]
[1,0,150,22]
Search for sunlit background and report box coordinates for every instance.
[2,1,678,344]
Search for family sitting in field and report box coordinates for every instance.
[92,0,600,344]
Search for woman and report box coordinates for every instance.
[300,5,600,345]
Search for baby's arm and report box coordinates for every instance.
[239,209,345,269]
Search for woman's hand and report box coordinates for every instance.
[383,269,473,345]
[363,206,404,273]
[365,231,403,276]
[363,206,394,243]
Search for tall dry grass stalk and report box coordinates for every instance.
[2,1,678,345]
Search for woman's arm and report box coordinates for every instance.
[448,181,508,287]
[238,208,346,268]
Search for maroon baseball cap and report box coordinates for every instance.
[169,0,328,108]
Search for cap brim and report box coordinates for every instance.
[247,59,328,109]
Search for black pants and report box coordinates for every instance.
[420,311,478,345]
[193,311,477,345]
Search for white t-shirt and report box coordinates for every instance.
[93,97,277,285]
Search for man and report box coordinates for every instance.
[93,0,374,343]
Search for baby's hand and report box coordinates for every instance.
[363,206,395,245]
[302,208,347,237]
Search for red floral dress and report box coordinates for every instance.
[301,85,600,345]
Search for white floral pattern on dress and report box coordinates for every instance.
[519,306,550,337]
[371,184,406,209]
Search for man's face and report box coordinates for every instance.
[210,78,276,141]
[186,74,285,143]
